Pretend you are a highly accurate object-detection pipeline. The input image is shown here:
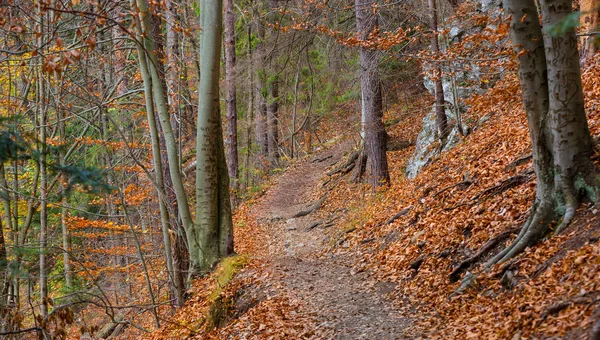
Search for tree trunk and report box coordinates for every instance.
[196,0,234,274]
[428,0,449,143]
[580,0,599,66]
[224,0,239,204]
[37,1,48,318]
[243,24,254,194]
[254,17,269,163]
[266,0,280,166]
[58,107,72,290]
[134,0,198,273]
[486,0,600,266]
[355,0,390,187]
[267,77,280,165]
[134,23,184,305]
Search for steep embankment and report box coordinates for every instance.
[325,65,600,338]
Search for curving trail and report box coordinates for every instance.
[248,143,411,339]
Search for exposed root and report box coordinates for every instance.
[449,272,477,299]
[449,226,519,282]
[384,206,413,225]
[292,194,328,218]
[326,149,359,177]
[490,200,554,266]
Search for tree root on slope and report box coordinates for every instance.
[291,194,328,218]
[449,226,520,282]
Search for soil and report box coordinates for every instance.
[246,143,411,339]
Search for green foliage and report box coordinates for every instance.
[53,164,114,196]
[49,257,85,301]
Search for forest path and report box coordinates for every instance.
[248,143,411,339]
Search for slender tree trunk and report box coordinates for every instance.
[267,78,280,164]
[266,0,280,166]
[428,0,449,143]
[196,0,234,273]
[37,2,48,318]
[58,108,72,290]
[254,16,269,162]
[0,165,13,300]
[291,63,300,159]
[134,0,198,273]
[355,0,390,187]
[580,0,599,66]
[244,24,254,194]
[224,0,239,204]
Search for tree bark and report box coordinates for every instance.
[486,0,600,266]
[355,0,390,187]
[254,15,269,162]
[580,0,599,66]
[428,0,449,143]
[266,0,280,166]
[267,77,280,164]
[224,0,239,203]
[134,0,198,275]
[196,0,234,273]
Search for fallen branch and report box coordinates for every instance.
[385,206,413,225]
[445,170,534,212]
[541,292,600,320]
[311,155,333,163]
[449,227,519,282]
[433,180,473,197]
[471,169,534,201]
[292,194,327,218]
[326,149,359,176]
[504,154,532,171]
[307,210,344,231]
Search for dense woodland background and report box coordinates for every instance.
[0,0,600,338]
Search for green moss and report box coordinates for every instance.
[205,255,248,330]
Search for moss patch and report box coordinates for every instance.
[205,255,248,330]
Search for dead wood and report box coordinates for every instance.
[432,180,473,197]
[504,154,532,171]
[292,194,327,218]
[385,206,413,225]
[97,313,125,339]
[307,213,343,231]
[592,317,600,340]
[471,169,534,201]
[409,256,426,271]
[326,149,359,176]
[445,170,533,212]
[541,292,600,320]
[449,227,519,282]
[312,155,333,163]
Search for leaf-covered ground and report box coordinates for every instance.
[129,57,600,340]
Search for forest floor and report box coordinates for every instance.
[240,141,411,338]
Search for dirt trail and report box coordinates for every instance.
[249,143,411,339]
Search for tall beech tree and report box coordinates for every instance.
[487,0,600,265]
[196,0,234,272]
[355,0,390,187]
